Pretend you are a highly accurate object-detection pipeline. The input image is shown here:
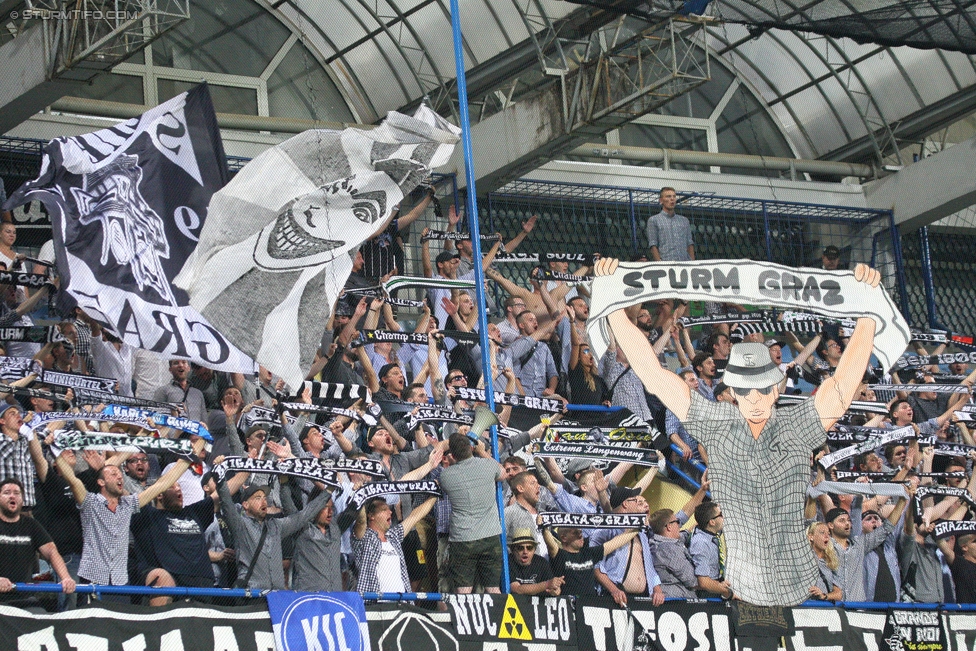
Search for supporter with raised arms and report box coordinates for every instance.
[594,256,885,606]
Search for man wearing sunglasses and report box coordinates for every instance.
[596,258,884,606]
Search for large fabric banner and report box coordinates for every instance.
[175,105,459,390]
[587,260,911,371]
[0,602,273,651]
[3,84,255,373]
[267,591,370,651]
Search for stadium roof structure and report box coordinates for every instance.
[2,0,976,172]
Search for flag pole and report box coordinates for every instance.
[448,0,510,593]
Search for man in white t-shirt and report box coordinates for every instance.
[353,494,437,594]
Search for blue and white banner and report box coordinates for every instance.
[268,591,371,651]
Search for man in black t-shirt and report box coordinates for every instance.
[0,477,75,608]
[544,526,639,597]
[948,534,976,604]
[131,481,216,606]
[508,530,563,596]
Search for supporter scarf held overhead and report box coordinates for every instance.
[174,105,459,391]
[586,260,911,371]
[2,84,255,374]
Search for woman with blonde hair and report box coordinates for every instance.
[808,521,842,601]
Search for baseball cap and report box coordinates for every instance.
[435,250,460,265]
[241,485,269,501]
[378,363,399,380]
[765,340,787,350]
[823,245,840,259]
[825,507,849,523]
[609,486,641,510]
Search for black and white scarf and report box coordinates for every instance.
[870,384,971,394]
[212,456,339,487]
[915,485,976,518]
[494,252,594,265]
[934,519,976,540]
[893,351,976,371]
[102,405,212,440]
[0,356,42,382]
[53,430,193,454]
[421,229,500,242]
[278,402,376,426]
[588,260,911,371]
[42,370,118,393]
[818,425,917,469]
[0,326,66,343]
[352,480,441,509]
[0,271,50,289]
[452,387,564,412]
[405,407,472,431]
[28,410,154,432]
[538,511,646,529]
[535,441,659,466]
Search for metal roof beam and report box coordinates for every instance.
[865,132,976,230]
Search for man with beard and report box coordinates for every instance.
[826,487,910,602]
[122,452,155,495]
[131,479,222,605]
[692,352,718,401]
[154,360,207,424]
[0,403,43,513]
[590,486,664,606]
[56,437,204,599]
[0,478,75,609]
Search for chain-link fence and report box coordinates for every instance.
[471,179,908,321]
[901,225,976,335]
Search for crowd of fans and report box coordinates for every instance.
[0,185,973,612]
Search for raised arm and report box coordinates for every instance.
[814,264,880,430]
[397,191,434,229]
[55,451,88,505]
[402,496,438,535]
[504,215,537,254]
[138,437,205,507]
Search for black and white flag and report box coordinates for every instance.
[174,105,459,391]
[42,370,118,393]
[914,485,976,518]
[871,383,971,394]
[538,511,646,529]
[2,84,255,374]
[588,261,911,371]
[303,381,371,404]
[352,480,441,509]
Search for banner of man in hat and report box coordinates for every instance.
[591,259,889,606]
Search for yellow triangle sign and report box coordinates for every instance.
[498,594,532,640]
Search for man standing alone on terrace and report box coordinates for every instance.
[646,187,694,262]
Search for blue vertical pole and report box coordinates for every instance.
[448,0,510,593]
[918,226,944,330]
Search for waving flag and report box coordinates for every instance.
[2,84,254,373]
[174,105,459,390]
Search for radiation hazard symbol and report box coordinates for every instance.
[498,594,532,640]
